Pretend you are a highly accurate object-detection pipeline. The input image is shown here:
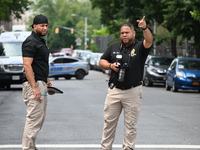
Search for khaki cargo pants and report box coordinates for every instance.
[22,81,48,150]
[101,85,142,150]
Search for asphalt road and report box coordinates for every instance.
[0,70,200,150]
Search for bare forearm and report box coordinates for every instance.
[136,16,153,48]
[143,28,153,48]
[99,59,111,70]
[24,65,37,88]
[99,59,120,72]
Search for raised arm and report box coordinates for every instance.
[137,16,153,49]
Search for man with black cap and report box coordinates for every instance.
[22,14,51,150]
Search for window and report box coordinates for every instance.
[63,58,77,63]
[170,61,176,70]
[54,58,63,64]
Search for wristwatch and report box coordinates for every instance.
[141,27,148,30]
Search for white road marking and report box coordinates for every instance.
[1,144,200,149]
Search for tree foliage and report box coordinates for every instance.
[32,0,101,52]
[0,0,32,21]
[189,0,200,22]
[92,27,109,37]
[91,0,147,40]
[91,0,200,58]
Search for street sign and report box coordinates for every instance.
[75,38,82,46]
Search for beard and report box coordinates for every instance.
[36,30,47,37]
[122,38,134,46]
[38,32,47,37]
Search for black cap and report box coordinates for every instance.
[30,14,48,28]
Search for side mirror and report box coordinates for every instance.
[0,43,5,56]
[145,63,149,67]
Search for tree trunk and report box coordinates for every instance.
[171,38,177,58]
[196,49,200,58]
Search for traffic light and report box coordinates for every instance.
[1,26,5,32]
[70,45,74,50]
[55,27,59,34]
[71,28,74,34]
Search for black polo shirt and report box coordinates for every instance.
[22,31,49,83]
[101,40,151,88]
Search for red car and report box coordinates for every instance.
[60,48,73,56]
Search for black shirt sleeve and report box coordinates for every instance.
[22,37,36,58]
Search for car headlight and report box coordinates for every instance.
[150,68,157,74]
[176,71,185,78]
[0,64,4,71]
[157,69,166,73]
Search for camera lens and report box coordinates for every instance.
[118,68,125,82]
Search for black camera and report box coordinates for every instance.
[116,54,122,68]
[116,54,127,82]
[118,63,128,82]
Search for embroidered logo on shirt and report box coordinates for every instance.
[113,52,120,54]
[131,49,136,57]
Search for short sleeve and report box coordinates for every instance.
[100,44,113,62]
[22,39,36,58]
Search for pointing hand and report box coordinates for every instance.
[136,16,147,29]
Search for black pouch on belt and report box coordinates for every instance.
[108,81,115,89]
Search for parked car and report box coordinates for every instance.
[48,56,89,80]
[89,52,103,70]
[51,52,65,57]
[60,48,73,56]
[165,57,200,92]
[143,55,174,86]
[72,49,92,62]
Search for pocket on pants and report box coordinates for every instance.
[36,81,48,103]
[22,82,34,103]
[36,81,48,95]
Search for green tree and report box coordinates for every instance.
[0,0,32,21]
[138,0,200,58]
[92,27,109,37]
[32,0,101,52]
[92,0,200,58]
[162,0,200,57]
[189,0,200,22]
[190,10,200,21]
[140,0,178,57]
[91,0,146,41]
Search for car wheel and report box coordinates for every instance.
[165,80,171,91]
[65,76,71,80]
[0,84,6,90]
[75,69,85,80]
[54,77,59,80]
[144,77,153,87]
[198,90,200,93]
[172,81,178,92]
[5,84,11,90]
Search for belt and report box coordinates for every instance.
[115,81,142,90]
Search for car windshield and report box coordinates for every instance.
[178,60,200,70]
[0,42,22,56]
[80,52,91,57]
[151,57,174,66]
